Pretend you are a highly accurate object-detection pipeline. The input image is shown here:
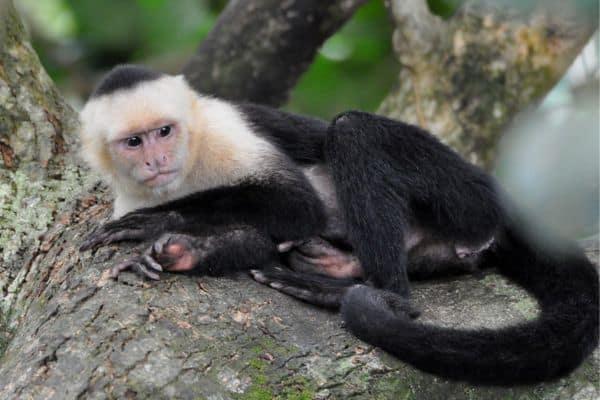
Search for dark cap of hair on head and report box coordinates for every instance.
[91,64,164,98]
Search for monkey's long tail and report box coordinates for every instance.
[340,224,599,385]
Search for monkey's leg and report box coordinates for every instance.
[323,113,412,296]
[251,267,421,317]
[278,236,492,283]
[324,111,506,295]
[110,226,277,280]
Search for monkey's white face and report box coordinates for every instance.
[80,75,194,194]
[110,120,186,189]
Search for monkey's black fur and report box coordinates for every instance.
[328,113,502,295]
[238,103,328,165]
[244,109,599,385]
[91,64,164,98]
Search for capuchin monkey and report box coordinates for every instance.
[79,65,598,385]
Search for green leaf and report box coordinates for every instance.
[426,0,464,19]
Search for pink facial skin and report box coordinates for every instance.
[111,121,183,187]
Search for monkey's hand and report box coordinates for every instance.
[80,210,184,251]
[109,233,200,280]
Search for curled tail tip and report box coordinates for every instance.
[339,253,598,384]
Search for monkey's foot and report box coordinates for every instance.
[250,266,358,309]
[149,233,199,272]
[285,237,363,279]
[108,233,200,280]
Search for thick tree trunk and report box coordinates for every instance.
[379,0,598,167]
[182,0,368,106]
[2,190,598,399]
[0,0,82,327]
[0,1,598,399]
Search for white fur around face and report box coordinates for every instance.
[185,95,281,189]
[79,74,283,218]
[79,75,195,182]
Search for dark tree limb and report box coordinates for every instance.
[182,0,368,105]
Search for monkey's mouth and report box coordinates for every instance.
[143,170,179,187]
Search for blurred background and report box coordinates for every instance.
[16,0,397,117]
[15,0,598,118]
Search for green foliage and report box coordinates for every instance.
[426,0,464,19]
[27,0,395,117]
[286,0,396,117]
[64,0,216,63]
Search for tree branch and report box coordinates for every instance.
[0,0,78,171]
[0,0,85,325]
[379,0,598,168]
[182,0,368,105]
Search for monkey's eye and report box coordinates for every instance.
[159,125,171,137]
[126,136,142,147]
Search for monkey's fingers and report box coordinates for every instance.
[80,228,146,251]
[141,253,163,272]
[110,252,164,280]
[101,212,148,230]
[107,210,183,233]
[110,259,136,278]
[132,261,161,280]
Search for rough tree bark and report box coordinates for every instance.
[379,0,599,167]
[182,0,369,106]
[0,0,598,399]
[0,0,82,325]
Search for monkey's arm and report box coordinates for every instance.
[80,176,326,251]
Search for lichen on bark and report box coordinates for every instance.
[380,0,598,168]
[0,0,85,326]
